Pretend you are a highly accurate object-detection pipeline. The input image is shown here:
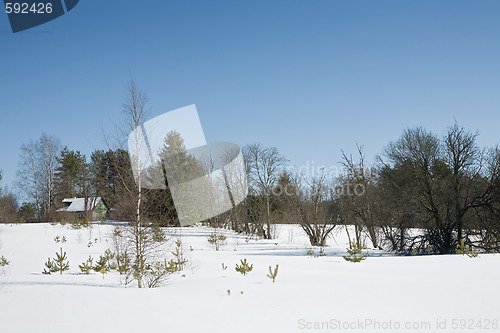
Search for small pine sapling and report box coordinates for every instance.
[343,240,368,263]
[221,263,227,270]
[456,239,467,255]
[152,224,167,242]
[42,258,57,274]
[70,219,82,229]
[53,248,70,274]
[99,266,107,279]
[0,255,10,266]
[171,239,187,271]
[61,236,67,243]
[103,249,117,270]
[235,259,253,276]
[469,247,479,258]
[267,264,279,282]
[93,255,107,272]
[54,235,61,243]
[143,259,178,288]
[80,218,89,228]
[207,232,227,251]
[117,252,131,275]
[456,239,479,258]
[79,256,94,274]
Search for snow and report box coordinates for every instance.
[0,223,499,333]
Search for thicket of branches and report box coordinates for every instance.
[205,124,500,254]
[2,79,499,256]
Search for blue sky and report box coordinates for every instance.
[1,0,499,195]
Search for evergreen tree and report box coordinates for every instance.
[235,259,253,276]
[267,264,279,282]
[54,147,88,201]
[53,248,70,274]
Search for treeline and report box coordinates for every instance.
[1,123,499,255]
[213,124,500,255]
[1,133,176,224]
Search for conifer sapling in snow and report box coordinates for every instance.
[53,248,70,274]
[267,264,279,282]
[456,239,479,258]
[235,259,253,276]
[93,255,107,272]
[208,232,227,251]
[171,239,187,271]
[42,258,56,275]
[0,255,9,266]
[342,240,368,263]
[79,256,94,274]
[99,266,107,279]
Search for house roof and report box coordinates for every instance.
[57,197,104,212]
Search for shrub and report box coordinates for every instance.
[171,239,187,271]
[54,235,66,243]
[43,248,70,275]
[235,259,253,276]
[143,259,178,288]
[116,252,131,275]
[99,266,107,279]
[79,256,94,274]
[456,239,479,258]
[42,258,56,274]
[103,249,117,270]
[53,248,70,274]
[267,264,279,282]
[93,255,107,272]
[343,241,368,263]
[71,218,89,230]
[0,255,9,267]
[208,232,226,251]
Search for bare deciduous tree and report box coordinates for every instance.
[340,145,380,249]
[298,172,336,247]
[17,134,61,219]
[244,143,287,239]
[122,79,149,288]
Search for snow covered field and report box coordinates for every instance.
[0,223,499,333]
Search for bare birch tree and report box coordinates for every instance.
[122,79,149,288]
[17,134,60,219]
[244,144,287,239]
